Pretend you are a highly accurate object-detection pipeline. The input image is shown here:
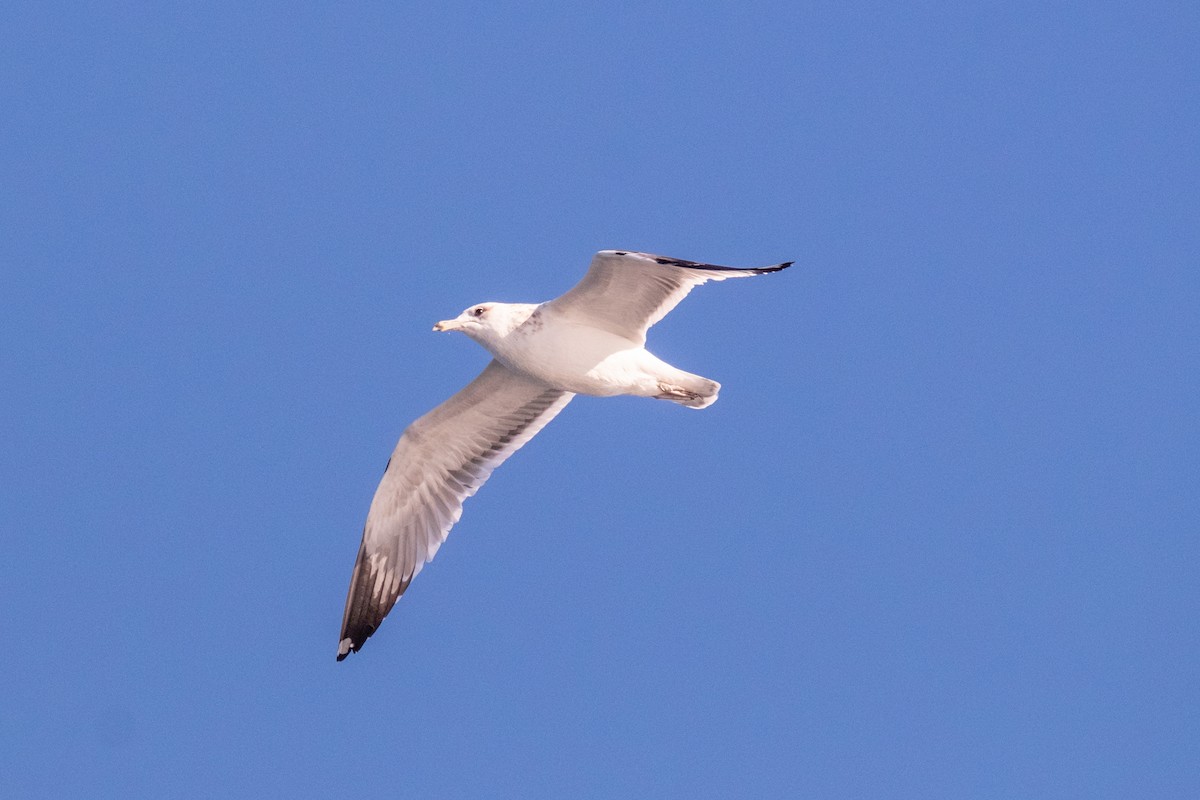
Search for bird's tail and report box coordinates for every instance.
[655,373,720,409]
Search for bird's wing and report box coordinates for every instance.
[338,359,573,660]
[543,250,793,344]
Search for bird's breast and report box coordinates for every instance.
[494,323,644,396]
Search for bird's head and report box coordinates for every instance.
[433,302,514,346]
[434,302,493,333]
[434,302,540,346]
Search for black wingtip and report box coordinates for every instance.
[757,260,794,273]
[625,251,795,274]
[336,637,361,661]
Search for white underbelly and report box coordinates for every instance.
[496,324,658,397]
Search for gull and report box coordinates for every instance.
[338,250,793,660]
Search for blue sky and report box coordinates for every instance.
[3,2,1197,797]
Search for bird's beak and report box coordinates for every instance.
[433,317,462,332]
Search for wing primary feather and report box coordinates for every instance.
[649,255,794,274]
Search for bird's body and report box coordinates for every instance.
[338,250,792,660]
[459,302,717,404]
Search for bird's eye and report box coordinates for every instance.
[472,307,485,317]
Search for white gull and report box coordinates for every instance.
[338,249,792,659]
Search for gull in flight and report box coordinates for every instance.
[338,250,793,660]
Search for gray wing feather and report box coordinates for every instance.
[338,359,573,659]
[544,250,793,343]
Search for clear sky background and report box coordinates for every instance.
[3,2,1197,797]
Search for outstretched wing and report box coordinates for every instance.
[338,359,573,660]
[543,250,793,344]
